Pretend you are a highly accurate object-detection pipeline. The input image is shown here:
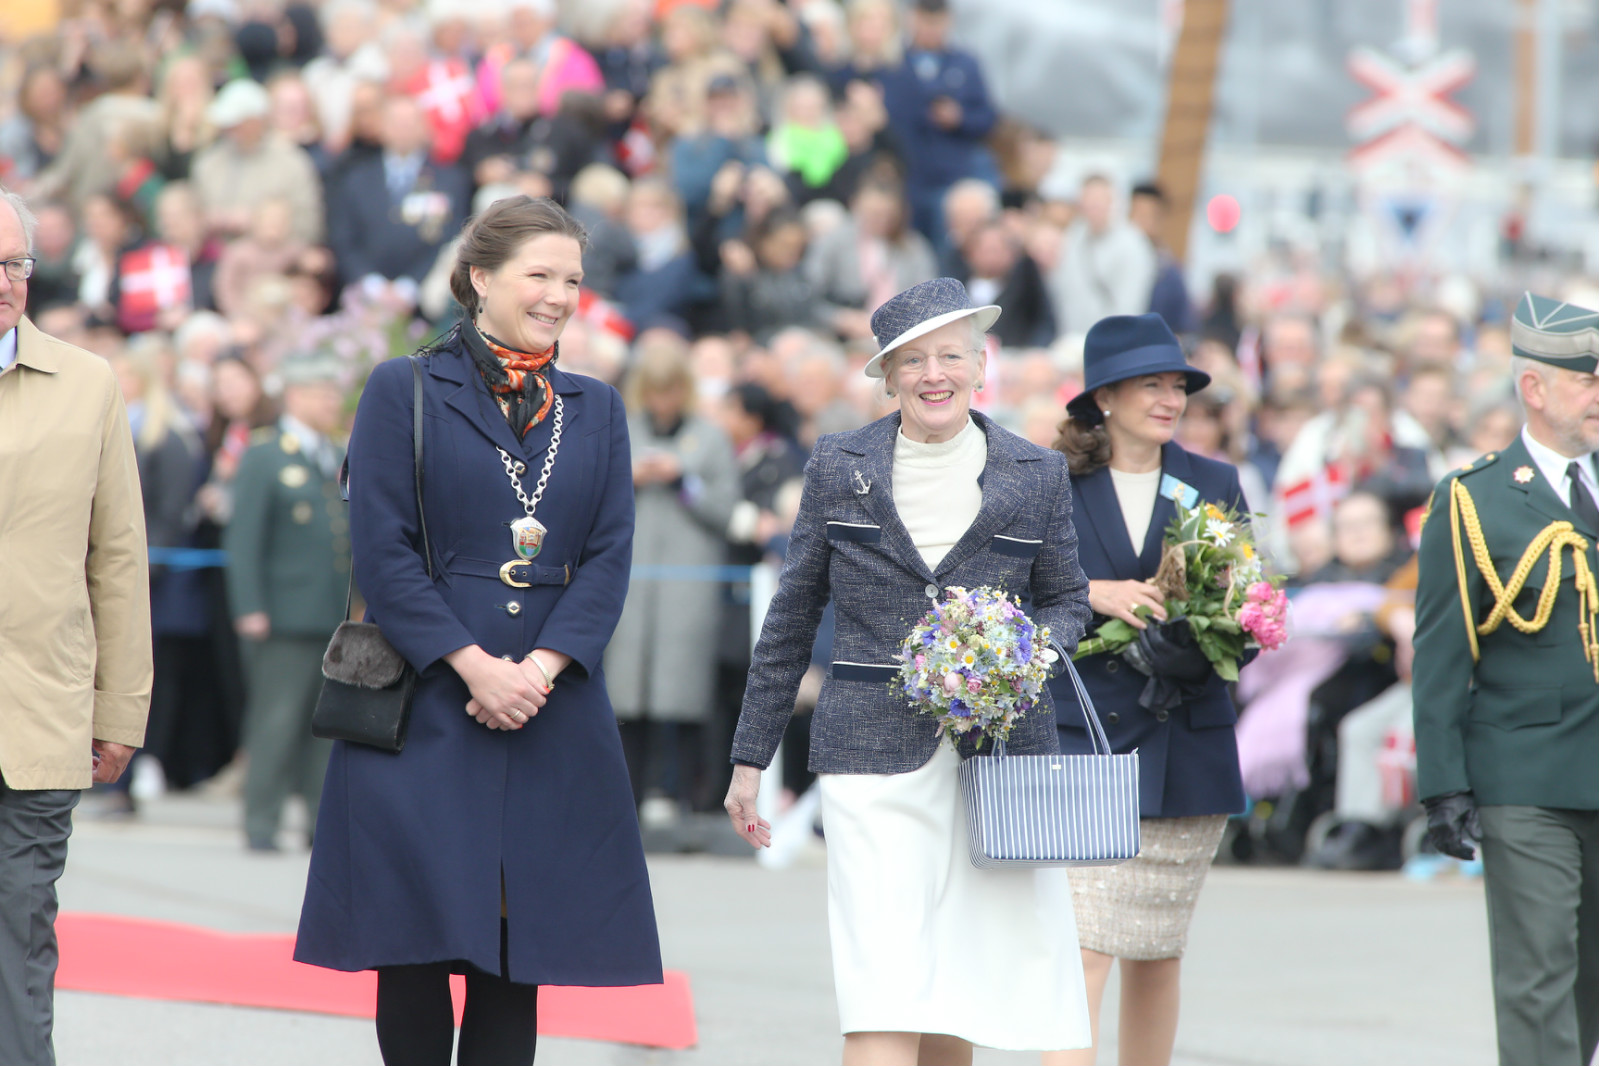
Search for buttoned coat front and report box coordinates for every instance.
[0,317,152,790]
[730,411,1092,774]
[294,337,662,986]
[1052,442,1248,818]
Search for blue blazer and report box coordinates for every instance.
[1052,443,1249,819]
[730,412,1092,775]
[295,337,662,986]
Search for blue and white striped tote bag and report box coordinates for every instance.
[958,658,1141,869]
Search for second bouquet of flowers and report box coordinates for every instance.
[896,586,1057,748]
[1073,500,1288,685]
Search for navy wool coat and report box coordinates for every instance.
[294,337,662,987]
[1052,442,1249,819]
[731,412,1092,774]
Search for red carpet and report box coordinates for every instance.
[55,913,696,1050]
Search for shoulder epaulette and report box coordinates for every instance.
[1446,450,1501,482]
[249,427,275,444]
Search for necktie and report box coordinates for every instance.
[1568,461,1599,532]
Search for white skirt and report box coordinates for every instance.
[818,743,1092,1051]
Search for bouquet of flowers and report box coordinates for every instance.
[1073,501,1288,682]
[896,586,1057,748]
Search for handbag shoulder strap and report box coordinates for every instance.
[337,356,433,622]
[409,355,432,580]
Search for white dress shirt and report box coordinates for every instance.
[0,326,16,374]
[1520,426,1599,512]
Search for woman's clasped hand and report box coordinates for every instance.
[445,646,552,730]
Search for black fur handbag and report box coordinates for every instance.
[311,356,430,753]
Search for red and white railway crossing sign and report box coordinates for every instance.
[1345,0,1475,173]
[1347,46,1475,146]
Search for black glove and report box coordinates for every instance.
[1122,619,1213,712]
[1422,791,1481,861]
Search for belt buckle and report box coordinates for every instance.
[499,560,531,588]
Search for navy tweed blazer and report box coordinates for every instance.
[730,411,1092,775]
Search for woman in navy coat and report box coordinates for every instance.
[1049,314,1246,1066]
[295,197,661,1066]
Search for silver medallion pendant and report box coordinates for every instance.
[510,516,548,560]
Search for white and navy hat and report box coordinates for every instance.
[863,278,1001,379]
[1510,292,1599,374]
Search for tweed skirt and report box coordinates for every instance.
[1067,814,1228,961]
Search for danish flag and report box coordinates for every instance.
[577,288,635,342]
[1279,464,1349,529]
[117,244,191,334]
[405,59,485,165]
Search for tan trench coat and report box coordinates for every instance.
[0,317,151,789]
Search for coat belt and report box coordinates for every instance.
[446,556,571,588]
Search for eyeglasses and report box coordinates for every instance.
[894,350,975,374]
[0,257,36,282]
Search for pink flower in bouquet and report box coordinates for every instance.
[943,672,963,694]
[915,654,926,670]
[966,677,983,694]
[1239,582,1289,650]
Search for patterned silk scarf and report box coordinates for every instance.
[462,320,557,437]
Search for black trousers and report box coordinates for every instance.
[375,920,538,1066]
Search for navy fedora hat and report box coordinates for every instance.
[1065,313,1210,423]
[864,277,1001,378]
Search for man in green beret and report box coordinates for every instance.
[224,354,350,851]
[1413,291,1599,1066]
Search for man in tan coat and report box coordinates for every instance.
[0,188,152,1066]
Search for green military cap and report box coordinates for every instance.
[279,352,343,387]
[1510,292,1599,372]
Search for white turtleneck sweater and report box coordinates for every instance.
[892,417,988,569]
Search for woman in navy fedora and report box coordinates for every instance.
[726,277,1095,1063]
[1049,313,1248,1066]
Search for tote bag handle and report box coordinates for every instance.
[992,654,1114,759]
[1058,654,1113,756]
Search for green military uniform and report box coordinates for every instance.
[223,374,350,850]
[1413,293,1599,1066]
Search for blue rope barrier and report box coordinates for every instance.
[147,549,756,584]
[148,548,229,571]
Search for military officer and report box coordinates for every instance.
[223,354,350,851]
[1413,292,1599,1066]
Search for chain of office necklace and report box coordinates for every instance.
[498,394,564,517]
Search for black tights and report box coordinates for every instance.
[374,922,538,1066]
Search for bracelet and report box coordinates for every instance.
[525,652,555,691]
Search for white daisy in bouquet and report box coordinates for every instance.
[897,586,1057,748]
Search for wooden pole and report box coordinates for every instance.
[1513,0,1537,157]
[1155,0,1231,264]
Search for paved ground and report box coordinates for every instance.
[51,789,1496,1066]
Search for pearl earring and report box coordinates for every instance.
[1102,409,1112,418]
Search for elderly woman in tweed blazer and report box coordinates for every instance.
[726,278,1095,1065]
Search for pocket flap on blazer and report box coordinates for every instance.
[827,521,882,544]
[1470,684,1561,730]
[990,535,1043,559]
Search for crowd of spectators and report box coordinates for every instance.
[3,0,1593,862]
